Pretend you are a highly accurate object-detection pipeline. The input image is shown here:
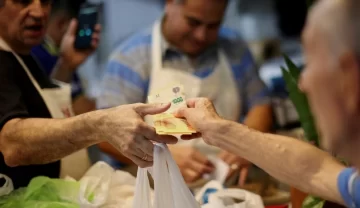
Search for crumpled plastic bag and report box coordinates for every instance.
[0,162,153,208]
[133,144,200,208]
[0,174,13,197]
[100,170,138,208]
[196,181,264,208]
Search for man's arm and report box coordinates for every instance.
[175,98,346,205]
[210,120,345,204]
[243,105,272,132]
[1,103,177,168]
[0,113,100,167]
[240,48,273,132]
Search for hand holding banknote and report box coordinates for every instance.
[101,102,177,168]
[174,97,222,142]
[147,84,197,135]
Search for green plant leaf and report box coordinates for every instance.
[281,61,320,146]
[302,195,325,208]
[284,55,301,81]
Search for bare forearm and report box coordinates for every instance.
[0,113,102,167]
[209,120,345,204]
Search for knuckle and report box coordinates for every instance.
[132,103,144,111]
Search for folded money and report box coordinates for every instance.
[148,84,196,135]
[153,113,196,135]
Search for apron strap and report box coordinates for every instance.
[0,37,55,116]
[151,21,163,78]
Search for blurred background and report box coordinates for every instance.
[76,0,309,207]
[81,0,306,103]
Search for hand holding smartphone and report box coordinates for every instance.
[74,3,99,50]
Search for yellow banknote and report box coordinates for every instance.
[153,113,196,135]
[148,85,196,135]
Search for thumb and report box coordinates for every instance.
[135,103,171,116]
[65,19,78,36]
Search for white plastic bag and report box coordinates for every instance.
[79,161,114,207]
[0,174,13,197]
[133,144,200,208]
[101,170,143,208]
[201,189,264,208]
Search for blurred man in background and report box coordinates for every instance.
[32,0,95,115]
[98,0,273,185]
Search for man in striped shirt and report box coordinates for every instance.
[97,0,273,185]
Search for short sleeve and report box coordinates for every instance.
[230,47,271,118]
[96,51,150,109]
[338,167,360,207]
[0,64,29,129]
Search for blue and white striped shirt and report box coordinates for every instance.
[97,26,270,119]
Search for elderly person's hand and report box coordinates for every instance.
[174,98,251,185]
[174,98,223,143]
[98,103,177,168]
[218,150,251,186]
[58,19,101,70]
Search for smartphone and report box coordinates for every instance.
[74,3,99,50]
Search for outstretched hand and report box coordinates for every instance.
[100,103,178,168]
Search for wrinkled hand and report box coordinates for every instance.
[59,19,101,70]
[174,98,222,142]
[218,150,251,186]
[99,103,177,168]
[170,146,214,183]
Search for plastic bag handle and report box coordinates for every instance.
[0,174,14,197]
[133,167,153,208]
[162,144,200,208]
[133,144,200,208]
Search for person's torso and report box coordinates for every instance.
[0,50,60,189]
[109,26,250,107]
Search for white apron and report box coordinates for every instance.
[0,38,90,180]
[149,22,241,156]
